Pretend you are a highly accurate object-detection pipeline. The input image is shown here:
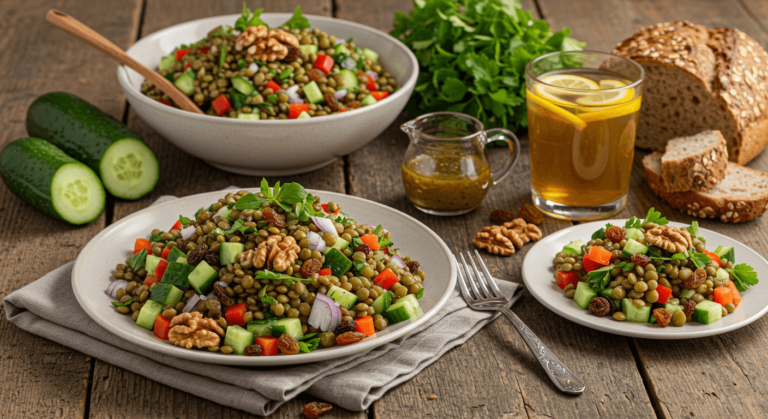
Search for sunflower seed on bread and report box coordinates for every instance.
[661,131,728,192]
[643,152,768,223]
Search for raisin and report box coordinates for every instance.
[684,268,707,290]
[653,308,672,327]
[683,299,697,317]
[303,401,333,418]
[346,100,362,109]
[187,243,208,265]
[278,334,300,355]
[605,297,617,315]
[631,253,651,267]
[588,297,611,317]
[244,344,263,356]
[334,319,357,335]
[307,68,325,82]
[323,93,340,111]
[175,239,188,253]
[261,208,285,228]
[490,209,515,224]
[214,284,229,302]
[406,261,420,275]
[336,331,366,346]
[605,226,626,242]
[283,46,301,62]
[354,243,371,257]
[518,203,544,224]
[204,252,220,266]
[301,258,323,277]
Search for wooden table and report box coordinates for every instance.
[2,0,768,417]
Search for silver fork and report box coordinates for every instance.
[455,250,586,395]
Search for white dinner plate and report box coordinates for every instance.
[72,189,456,365]
[522,220,768,339]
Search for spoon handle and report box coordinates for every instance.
[45,9,204,114]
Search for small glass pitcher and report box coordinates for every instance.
[400,112,520,216]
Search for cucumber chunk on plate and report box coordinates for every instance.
[223,325,254,355]
[298,45,318,55]
[322,237,349,255]
[622,239,648,256]
[338,69,359,93]
[188,261,218,295]
[220,242,244,265]
[231,77,255,95]
[270,318,304,340]
[0,137,105,225]
[167,246,186,263]
[573,282,596,310]
[247,319,278,337]
[327,285,357,309]
[145,254,163,276]
[149,283,183,306]
[621,298,651,323]
[694,300,722,324]
[362,48,379,62]
[136,300,163,330]
[361,94,377,106]
[372,291,392,314]
[562,240,583,255]
[160,261,194,289]
[303,81,324,104]
[383,294,422,324]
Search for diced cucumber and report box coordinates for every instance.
[136,300,163,330]
[247,319,278,337]
[625,228,643,241]
[223,325,254,355]
[679,289,696,299]
[299,44,318,55]
[327,285,358,309]
[270,318,304,340]
[220,242,244,266]
[562,240,584,255]
[303,81,324,104]
[145,254,163,276]
[174,69,196,95]
[623,239,649,256]
[159,54,177,71]
[231,77,255,95]
[322,237,349,255]
[187,260,218,295]
[362,48,379,62]
[149,283,183,306]
[236,113,260,120]
[297,111,311,119]
[322,248,353,278]
[334,44,350,55]
[573,282,597,310]
[177,257,188,264]
[665,303,684,315]
[215,206,234,221]
[714,246,735,263]
[160,261,194,289]
[693,300,722,324]
[167,246,186,263]
[383,294,420,324]
[371,291,392,314]
[716,268,730,281]
[599,288,620,306]
[361,94,377,106]
[338,69,359,93]
[621,298,651,323]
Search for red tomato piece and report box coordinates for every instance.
[556,270,581,290]
[175,48,191,61]
[265,79,282,93]
[170,220,182,231]
[713,286,733,306]
[354,316,376,336]
[134,238,151,254]
[360,234,380,250]
[183,62,192,72]
[256,336,279,356]
[158,99,172,106]
[374,268,399,290]
[225,303,248,327]
[587,246,613,266]
[200,47,210,54]
[153,314,172,340]
[143,275,160,287]
[154,260,169,279]
[211,94,231,116]
[339,109,348,113]
[582,254,606,273]
[313,54,335,73]
[321,204,340,216]
[702,250,721,267]
[161,247,171,260]
[289,103,309,119]
[370,91,389,101]
[317,268,332,276]
[365,74,376,92]
[655,284,672,304]
[728,280,742,307]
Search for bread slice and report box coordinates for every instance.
[643,152,768,222]
[614,21,768,164]
[661,130,728,192]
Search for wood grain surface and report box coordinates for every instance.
[2,0,768,418]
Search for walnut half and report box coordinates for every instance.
[250,235,300,272]
[644,225,693,254]
[473,218,543,256]
[235,26,299,62]
[168,312,225,349]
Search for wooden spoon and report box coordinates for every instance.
[46,9,204,114]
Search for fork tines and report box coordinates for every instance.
[454,250,504,300]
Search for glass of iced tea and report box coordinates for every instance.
[525,51,644,220]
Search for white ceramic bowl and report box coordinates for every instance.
[117,14,418,176]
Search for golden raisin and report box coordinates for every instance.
[261,208,285,228]
[278,334,300,355]
[653,308,672,327]
[683,268,707,290]
[490,209,515,224]
[335,331,366,346]
[303,401,333,418]
[518,203,544,224]
[301,259,323,277]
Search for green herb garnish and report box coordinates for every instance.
[587,262,625,292]
[642,207,668,227]
[211,219,244,236]
[128,248,147,272]
[728,263,759,292]
[416,288,424,299]
[179,215,191,226]
[279,5,311,29]
[260,285,277,305]
[111,298,134,307]
[591,223,612,240]
[235,3,267,31]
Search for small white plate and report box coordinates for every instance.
[522,220,768,339]
[72,189,456,365]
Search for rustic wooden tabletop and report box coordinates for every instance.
[2,0,768,418]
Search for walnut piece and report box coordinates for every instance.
[473,218,544,256]
[168,312,225,349]
[644,225,693,254]
[235,26,299,62]
[250,235,300,271]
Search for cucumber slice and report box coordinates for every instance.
[664,303,684,315]
[562,240,584,255]
[623,239,648,256]
[625,228,643,241]
[714,246,735,263]
[334,45,350,55]
[231,77,256,95]
[26,92,159,200]
[383,298,416,324]
[174,70,196,95]
[303,81,324,104]
[322,237,349,255]
[247,319,278,337]
[270,318,304,340]
[372,291,392,314]
[149,283,183,306]
[679,288,696,299]
[621,298,651,323]
[236,113,260,120]
[573,282,597,310]
[177,257,188,265]
[693,300,722,324]
[339,69,359,93]
[145,254,163,276]
[223,325,254,355]
[297,111,311,119]
[361,94,377,106]
[322,248,353,278]
[0,138,105,225]
[136,300,163,330]
[167,246,186,263]
[160,262,194,289]
[220,242,244,265]
[187,260,218,295]
[327,285,358,309]
[159,54,177,71]
[299,45,318,55]
[716,268,730,281]
[362,48,379,62]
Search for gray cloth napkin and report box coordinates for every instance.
[3,195,523,416]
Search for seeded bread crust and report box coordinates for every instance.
[643,152,768,223]
[614,21,768,164]
[661,131,728,192]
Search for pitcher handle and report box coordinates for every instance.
[484,128,521,185]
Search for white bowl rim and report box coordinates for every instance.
[117,13,419,125]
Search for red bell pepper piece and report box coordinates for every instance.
[702,250,721,267]
[154,260,169,279]
[161,247,171,260]
[556,271,581,290]
[170,219,182,232]
[256,336,279,356]
[143,275,160,287]
[713,286,733,306]
[339,109,348,113]
[313,54,334,74]
[374,268,399,290]
[153,314,172,340]
[655,284,672,304]
[211,94,231,116]
[265,79,282,93]
[134,238,151,254]
[370,91,389,101]
[289,103,309,119]
[183,62,192,72]
[200,47,210,54]
[321,204,340,216]
[225,303,248,327]
[175,48,191,61]
[587,246,613,266]
[354,316,376,336]
[317,268,332,276]
[582,254,606,273]
[728,280,742,307]
[365,75,377,92]
[158,99,173,106]
[360,234,380,250]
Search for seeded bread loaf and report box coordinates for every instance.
[614,21,768,164]
[643,152,768,222]
[661,130,728,192]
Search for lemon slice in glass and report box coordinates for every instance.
[575,79,633,106]
[534,74,599,106]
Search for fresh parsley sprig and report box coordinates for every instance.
[642,207,668,227]
[128,248,147,271]
[587,263,626,292]
[728,263,759,292]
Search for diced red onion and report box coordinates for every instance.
[391,254,407,269]
[183,294,201,313]
[334,89,347,100]
[286,85,303,104]
[307,230,326,252]
[288,95,304,105]
[341,58,357,70]
[181,225,194,240]
[308,293,342,332]
[205,292,216,300]
[106,280,128,299]
[286,85,300,95]
[248,62,259,73]
[311,216,339,236]
[365,71,378,80]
